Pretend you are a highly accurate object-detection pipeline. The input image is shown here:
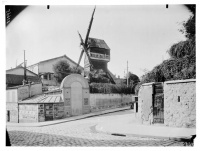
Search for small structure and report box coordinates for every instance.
[60,74,90,117]
[18,94,64,123]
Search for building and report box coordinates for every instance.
[84,38,115,84]
[6,66,41,87]
[27,55,84,86]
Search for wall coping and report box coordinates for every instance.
[60,74,89,89]
[164,79,196,84]
[142,82,162,86]
[6,82,42,90]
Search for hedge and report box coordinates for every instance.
[89,83,135,94]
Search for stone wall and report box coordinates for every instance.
[138,83,154,125]
[19,104,38,123]
[164,79,196,128]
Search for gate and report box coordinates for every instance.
[153,83,164,124]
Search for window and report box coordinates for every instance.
[43,74,47,80]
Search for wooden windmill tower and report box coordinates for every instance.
[76,7,115,84]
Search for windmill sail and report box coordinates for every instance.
[85,6,96,47]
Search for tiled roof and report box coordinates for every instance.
[19,94,63,104]
[88,38,110,50]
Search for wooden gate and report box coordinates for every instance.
[153,83,164,124]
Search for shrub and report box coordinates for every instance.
[89,83,135,94]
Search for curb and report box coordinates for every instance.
[6,107,131,127]
[95,125,196,142]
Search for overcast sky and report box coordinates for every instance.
[6,5,192,78]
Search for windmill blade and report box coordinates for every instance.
[76,50,84,68]
[85,6,96,47]
[77,31,93,69]
[78,31,84,45]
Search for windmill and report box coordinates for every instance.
[76,6,115,84]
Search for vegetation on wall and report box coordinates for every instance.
[135,5,196,94]
[89,71,139,94]
[89,83,135,94]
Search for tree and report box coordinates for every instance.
[53,60,81,83]
[124,72,140,85]
[123,72,140,94]
[71,66,82,74]
[179,5,196,39]
[129,72,140,84]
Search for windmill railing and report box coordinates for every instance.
[90,52,110,61]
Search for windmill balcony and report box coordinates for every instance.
[90,52,110,61]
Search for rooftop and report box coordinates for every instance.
[27,55,84,70]
[19,94,63,104]
[88,38,110,50]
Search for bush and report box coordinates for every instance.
[89,83,135,94]
[136,38,195,95]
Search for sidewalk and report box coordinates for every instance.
[6,106,130,127]
[95,113,196,140]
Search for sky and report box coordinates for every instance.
[6,5,192,78]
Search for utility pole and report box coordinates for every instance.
[127,60,129,87]
[24,50,27,83]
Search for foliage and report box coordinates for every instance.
[53,60,81,83]
[125,72,140,85]
[168,37,195,59]
[89,83,135,94]
[181,15,195,39]
[88,69,110,83]
[181,5,196,39]
[71,66,82,74]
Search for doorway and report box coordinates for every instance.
[44,104,53,121]
[153,83,164,124]
[7,110,10,122]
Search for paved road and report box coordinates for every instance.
[7,110,187,147]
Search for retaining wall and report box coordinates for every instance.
[89,94,134,112]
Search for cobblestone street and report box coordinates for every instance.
[7,110,186,147]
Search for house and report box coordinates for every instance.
[27,55,84,86]
[6,66,41,87]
